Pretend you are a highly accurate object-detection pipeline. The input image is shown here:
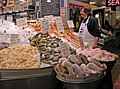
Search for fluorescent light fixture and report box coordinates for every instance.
[47,0,51,3]
[90,2,96,4]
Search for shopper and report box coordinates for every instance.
[114,19,120,30]
[105,20,114,34]
[78,7,102,48]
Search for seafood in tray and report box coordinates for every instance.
[0,45,40,69]
[54,54,107,80]
[29,32,76,65]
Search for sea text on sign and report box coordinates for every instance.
[108,0,120,6]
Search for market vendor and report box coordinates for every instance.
[78,7,102,48]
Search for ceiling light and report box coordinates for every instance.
[47,0,51,3]
[90,2,96,4]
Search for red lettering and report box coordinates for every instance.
[112,0,115,5]
[116,0,120,5]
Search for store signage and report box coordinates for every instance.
[16,17,27,27]
[11,34,20,44]
[106,0,120,6]
[60,8,65,16]
[77,36,84,49]
[7,15,13,22]
[19,30,33,44]
[3,20,15,28]
[44,15,54,25]
[54,16,64,32]
[59,42,70,58]
[67,20,74,28]
[0,33,11,43]
[41,19,50,32]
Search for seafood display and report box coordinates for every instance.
[22,22,42,32]
[79,48,118,61]
[29,32,76,64]
[0,45,40,69]
[49,23,82,49]
[54,54,107,78]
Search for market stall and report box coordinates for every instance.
[0,15,118,89]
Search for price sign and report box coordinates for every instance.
[44,15,54,25]
[77,36,84,48]
[14,6,20,12]
[11,34,20,44]
[3,20,15,28]
[41,19,50,32]
[16,17,27,27]
[0,33,11,43]
[59,42,70,58]
[67,20,74,28]
[54,16,64,32]
[7,15,13,22]
[19,31,31,44]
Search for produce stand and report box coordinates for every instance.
[0,66,58,89]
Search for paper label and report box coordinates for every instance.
[67,20,74,28]
[59,42,70,57]
[0,33,11,43]
[78,36,84,48]
[41,19,50,32]
[7,15,13,22]
[11,34,20,44]
[54,16,64,32]
[44,15,54,25]
[3,20,15,28]
[16,17,27,27]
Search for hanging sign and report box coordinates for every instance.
[106,0,120,6]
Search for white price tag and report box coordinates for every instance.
[16,17,27,27]
[59,42,70,57]
[3,20,15,28]
[41,19,50,32]
[7,15,13,22]
[67,20,74,28]
[0,33,11,43]
[11,34,20,44]
[78,37,84,48]
[54,16,64,32]
[44,15,54,25]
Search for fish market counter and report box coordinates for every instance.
[0,66,58,89]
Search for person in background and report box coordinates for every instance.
[104,20,114,34]
[114,19,120,30]
[78,7,102,48]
